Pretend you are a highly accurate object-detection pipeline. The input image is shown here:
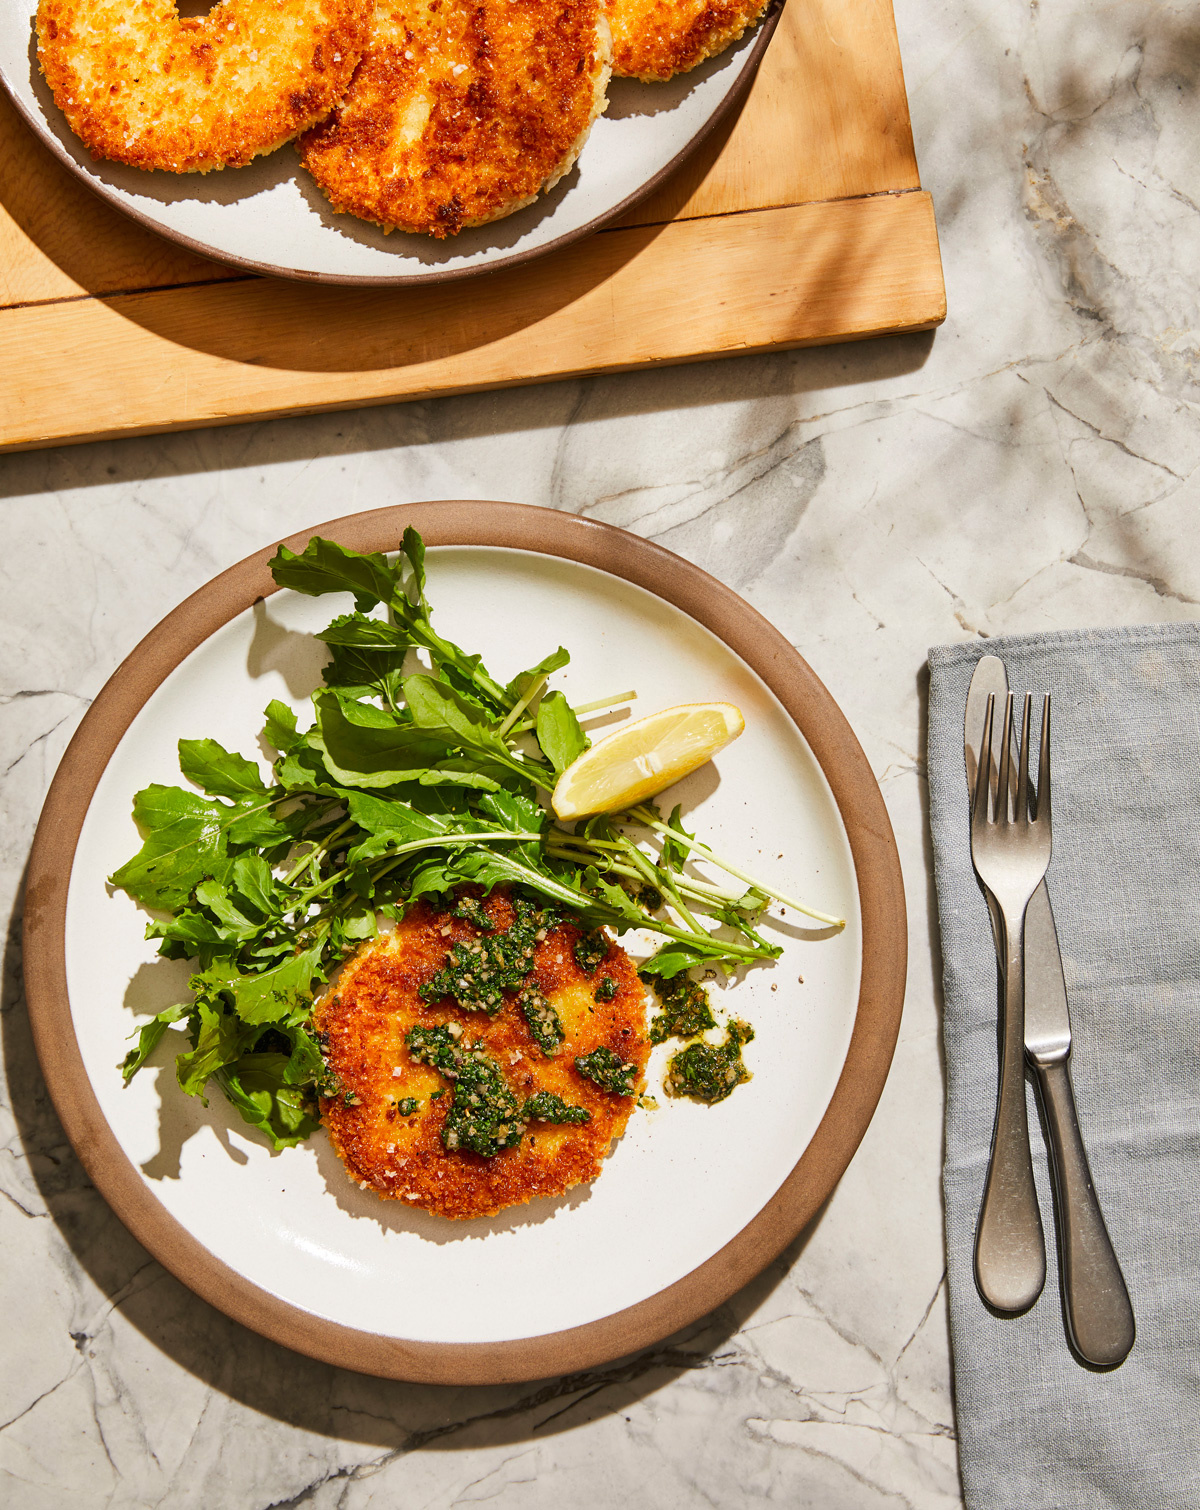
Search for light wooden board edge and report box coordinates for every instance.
[0,190,945,452]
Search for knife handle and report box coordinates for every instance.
[1033,1057,1136,1367]
[975,909,1046,1313]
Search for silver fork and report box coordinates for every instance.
[970,691,1050,1312]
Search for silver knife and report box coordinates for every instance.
[966,656,1135,1365]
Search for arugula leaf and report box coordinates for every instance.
[215,1055,321,1148]
[179,738,268,798]
[476,787,547,836]
[226,854,279,919]
[145,910,231,962]
[311,692,454,789]
[193,878,262,942]
[109,785,230,910]
[346,789,456,838]
[269,537,397,612]
[505,647,570,704]
[339,906,378,941]
[275,742,354,798]
[193,942,325,1028]
[475,787,549,869]
[580,866,648,928]
[176,1001,256,1099]
[318,613,408,706]
[660,805,695,873]
[262,700,304,757]
[417,756,510,791]
[226,800,308,850]
[398,525,427,605]
[121,1005,186,1082]
[637,942,716,980]
[403,675,536,784]
[536,691,588,776]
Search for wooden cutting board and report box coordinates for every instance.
[0,0,944,453]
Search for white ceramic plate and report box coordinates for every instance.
[64,545,859,1343]
[0,1,781,284]
[27,502,906,1381]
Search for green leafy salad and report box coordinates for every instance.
[112,529,833,1149]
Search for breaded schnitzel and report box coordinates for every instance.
[298,0,611,238]
[607,0,771,81]
[314,891,649,1219]
[36,0,370,173]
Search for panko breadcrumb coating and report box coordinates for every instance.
[36,0,371,173]
[607,0,771,81]
[314,892,649,1219]
[298,0,611,238]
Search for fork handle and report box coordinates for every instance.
[975,907,1046,1312]
[1032,1057,1135,1366]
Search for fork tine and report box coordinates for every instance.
[1037,693,1051,824]
[974,694,995,825]
[996,693,1014,825]
[1015,693,1033,823]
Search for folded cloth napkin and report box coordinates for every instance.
[927,624,1200,1510]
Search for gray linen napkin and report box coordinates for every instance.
[927,624,1200,1510]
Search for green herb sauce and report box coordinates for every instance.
[573,929,610,975]
[420,892,555,1016]
[452,896,497,932]
[665,1020,754,1104]
[405,1023,525,1156]
[575,1046,637,1097]
[523,1091,590,1125]
[593,975,618,1003]
[394,1097,419,1116]
[517,980,565,1057]
[647,974,716,1044]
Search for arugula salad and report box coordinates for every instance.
[113,530,834,1150]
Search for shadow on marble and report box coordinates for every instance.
[3,871,817,1448]
[915,661,949,1121]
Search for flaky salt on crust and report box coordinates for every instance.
[314,893,650,1219]
[299,0,611,238]
[36,0,371,173]
[607,0,771,81]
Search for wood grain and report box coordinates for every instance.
[1,192,943,451]
[621,0,918,228]
[0,0,944,452]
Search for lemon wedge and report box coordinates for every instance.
[551,702,745,820]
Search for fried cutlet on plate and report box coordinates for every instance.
[298,0,611,238]
[36,0,371,173]
[314,891,650,1219]
[607,0,771,81]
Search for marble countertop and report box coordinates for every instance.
[3,1,1198,1505]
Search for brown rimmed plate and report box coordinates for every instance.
[0,3,782,285]
[24,501,905,1384]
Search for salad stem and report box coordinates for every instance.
[497,674,549,739]
[281,817,356,887]
[626,805,846,928]
[572,690,638,716]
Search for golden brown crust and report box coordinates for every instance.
[313,893,649,1219]
[36,0,371,173]
[606,0,769,81]
[298,0,611,238]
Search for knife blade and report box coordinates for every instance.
[965,655,1135,1365]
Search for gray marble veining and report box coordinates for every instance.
[3,1,1199,1504]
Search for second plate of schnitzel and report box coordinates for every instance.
[0,0,783,283]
